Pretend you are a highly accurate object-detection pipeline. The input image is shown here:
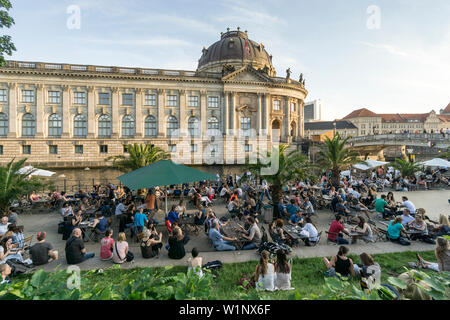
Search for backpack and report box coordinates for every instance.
[6,259,29,277]
[203,260,222,270]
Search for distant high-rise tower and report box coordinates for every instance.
[304,99,322,122]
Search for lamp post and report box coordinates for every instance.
[333,121,337,137]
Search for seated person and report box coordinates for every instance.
[301,217,319,246]
[140,228,163,259]
[303,197,315,216]
[0,216,10,238]
[65,228,95,264]
[335,198,351,216]
[194,205,207,225]
[288,211,303,226]
[374,195,395,219]
[209,221,237,251]
[387,216,410,245]
[400,209,415,226]
[406,215,431,242]
[0,263,11,285]
[429,214,450,237]
[285,199,300,216]
[238,217,262,250]
[277,200,289,219]
[168,227,186,259]
[274,249,293,291]
[350,216,373,243]
[92,212,108,242]
[11,225,25,249]
[253,250,275,291]
[227,198,242,218]
[270,219,287,245]
[322,246,355,279]
[29,231,58,266]
[60,203,74,218]
[416,237,450,272]
[187,247,203,279]
[327,215,350,245]
[0,236,26,264]
[354,253,381,290]
[112,232,133,264]
[401,196,416,215]
[100,229,114,261]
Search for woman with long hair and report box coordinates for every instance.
[253,250,275,291]
[416,237,450,272]
[274,249,293,290]
[270,219,286,245]
[323,246,355,279]
[430,214,450,237]
[351,216,373,243]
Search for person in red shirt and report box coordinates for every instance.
[328,215,350,244]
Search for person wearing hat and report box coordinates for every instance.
[29,232,58,266]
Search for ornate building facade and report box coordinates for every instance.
[0,30,307,167]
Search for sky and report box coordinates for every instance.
[5,0,450,120]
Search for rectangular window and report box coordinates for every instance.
[273,100,281,111]
[48,91,61,104]
[122,93,134,106]
[98,93,110,105]
[144,94,156,106]
[208,96,219,108]
[123,145,129,153]
[0,89,7,102]
[188,95,199,107]
[99,145,108,153]
[74,92,86,104]
[190,144,198,153]
[245,144,252,152]
[167,95,177,107]
[22,145,31,154]
[291,102,296,112]
[0,145,3,154]
[49,145,58,154]
[169,144,176,152]
[75,145,83,154]
[22,90,35,103]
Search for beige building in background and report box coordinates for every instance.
[0,30,308,168]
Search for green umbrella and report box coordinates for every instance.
[117,160,217,214]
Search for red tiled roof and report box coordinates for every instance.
[444,103,450,114]
[343,108,377,119]
[438,115,450,123]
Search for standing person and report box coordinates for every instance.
[327,215,350,244]
[100,229,115,261]
[322,246,355,279]
[387,216,410,245]
[253,250,275,291]
[114,200,127,227]
[133,207,148,236]
[416,237,450,272]
[112,232,133,264]
[145,189,156,217]
[29,232,58,266]
[187,247,203,278]
[65,228,95,264]
[274,249,293,290]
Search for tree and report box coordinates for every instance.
[391,158,421,178]
[316,134,359,187]
[0,158,50,214]
[245,144,313,218]
[107,143,170,173]
[0,0,16,66]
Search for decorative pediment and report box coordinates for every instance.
[222,65,272,83]
[236,104,257,117]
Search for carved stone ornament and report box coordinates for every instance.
[236,104,257,117]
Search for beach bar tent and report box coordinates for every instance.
[353,159,389,171]
[117,160,217,215]
[419,158,450,168]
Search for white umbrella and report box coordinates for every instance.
[419,158,450,168]
[353,163,371,171]
[354,159,389,171]
[17,165,56,177]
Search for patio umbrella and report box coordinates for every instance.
[17,165,56,177]
[419,158,450,168]
[117,160,217,214]
[354,159,389,171]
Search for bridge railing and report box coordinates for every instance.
[349,133,449,144]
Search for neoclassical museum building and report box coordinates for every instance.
[0,29,307,168]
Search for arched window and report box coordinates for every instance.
[145,115,157,137]
[166,116,179,137]
[241,117,251,136]
[0,113,8,137]
[22,113,35,137]
[98,114,112,138]
[122,115,135,137]
[74,114,87,138]
[188,116,200,137]
[48,114,62,137]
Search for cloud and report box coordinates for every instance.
[360,41,408,57]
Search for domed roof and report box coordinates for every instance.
[197,29,275,76]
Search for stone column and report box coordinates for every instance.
[298,99,304,138]
[135,88,143,138]
[35,84,44,138]
[179,89,186,137]
[7,83,17,138]
[230,92,236,135]
[111,87,120,138]
[223,92,229,135]
[87,86,96,138]
[283,96,290,140]
[256,93,262,135]
[264,94,271,132]
[157,89,165,138]
[200,90,207,138]
[61,85,70,138]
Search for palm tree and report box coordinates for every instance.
[245,144,313,218]
[107,143,170,172]
[391,158,421,178]
[0,158,49,214]
[316,134,359,187]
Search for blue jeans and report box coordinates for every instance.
[82,252,95,262]
[337,236,349,245]
[241,242,257,250]
[215,241,236,251]
[259,189,271,202]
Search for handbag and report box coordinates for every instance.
[115,242,134,263]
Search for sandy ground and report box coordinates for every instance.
[12,189,449,273]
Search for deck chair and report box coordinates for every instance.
[372,226,388,242]
[23,235,33,249]
[309,231,322,246]
[325,231,339,246]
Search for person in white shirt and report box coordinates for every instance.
[0,216,10,237]
[300,217,319,246]
[400,209,415,226]
[401,196,416,214]
[115,201,126,216]
[60,203,73,218]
